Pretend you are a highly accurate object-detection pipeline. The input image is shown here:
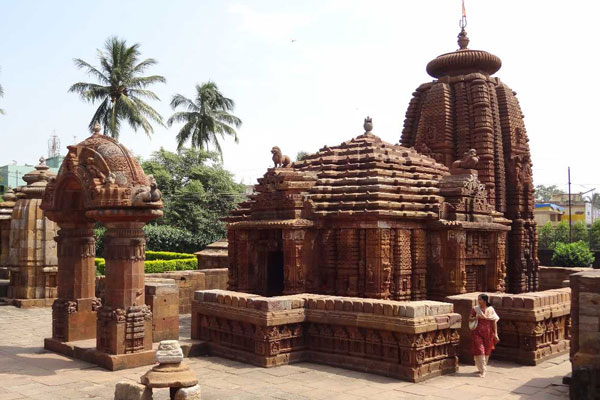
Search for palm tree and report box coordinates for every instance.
[69,36,166,138]
[167,82,241,157]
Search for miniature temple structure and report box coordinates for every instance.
[226,120,510,301]
[5,159,59,307]
[400,26,538,294]
[41,122,163,369]
[0,188,16,279]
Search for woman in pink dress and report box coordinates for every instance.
[469,293,500,377]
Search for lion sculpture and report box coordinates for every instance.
[271,146,291,168]
[452,149,479,170]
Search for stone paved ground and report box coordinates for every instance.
[0,304,570,400]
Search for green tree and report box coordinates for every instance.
[167,82,241,158]
[141,147,245,244]
[590,220,600,249]
[534,185,563,202]
[572,221,589,243]
[296,151,309,161]
[538,221,555,249]
[554,220,570,244]
[69,36,165,138]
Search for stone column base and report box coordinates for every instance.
[52,298,100,342]
[97,305,153,355]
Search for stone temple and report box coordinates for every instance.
[191,27,569,382]
[401,28,537,294]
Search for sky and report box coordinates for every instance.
[1,0,599,196]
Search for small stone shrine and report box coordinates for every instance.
[6,158,59,307]
[0,188,16,279]
[226,119,510,301]
[41,122,163,369]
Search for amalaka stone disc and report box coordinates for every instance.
[140,362,198,389]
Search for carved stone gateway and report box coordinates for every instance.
[41,123,163,369]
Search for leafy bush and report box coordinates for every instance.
[572,221,589,243]
[590,220,600,250]
[94,251,197,275]
[551,241,595,267]
[538,222,555,249]
[554,221,570,244]
[145,251,196,260]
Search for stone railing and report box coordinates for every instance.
[446,288,571,365]
[568,269,600,399]
[191,290,461,382]
[539,266,589,291]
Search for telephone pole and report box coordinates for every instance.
[568,167,572,242]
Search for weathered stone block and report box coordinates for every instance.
[174,385,201,400]
[114,381,152,400]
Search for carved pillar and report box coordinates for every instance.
[96,222,152,355]
[411,229,427,300]
[365,229,392,299]
[283,229,306,295]
[235,230,250,292]
[52,223,100,342]
[226,229,237,291]
[0,219,10,269]
[320,229,336,295]
[439,229,466,298]
[335,229,359,296]
[392,229,412,300]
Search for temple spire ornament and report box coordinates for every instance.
[458,0,469,50]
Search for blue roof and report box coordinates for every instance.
[535,203,565,211]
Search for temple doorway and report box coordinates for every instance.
[267,251,284,296]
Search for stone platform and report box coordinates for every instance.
[446,288,571,366]
[43,337,207,371]
[191,290,462,382]
[1,297,55,308]
[0,305,572,399]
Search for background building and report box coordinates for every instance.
[534,203,565,226]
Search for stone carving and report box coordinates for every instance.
[132,175,162,205]
[271,146,290,168]
[452,149,479,169]
[155,340,184,364]
[140,340,199,399]
[41,122,163,364]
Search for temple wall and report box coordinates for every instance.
[96,268,228,315]
[191,289,461,382]
[446,288,570,365]
[145,279,179,342]
[538,266,589,291]
[568,269,600,399]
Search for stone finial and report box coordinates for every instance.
[363,116,373,133]
[39,156,46,166]
[458,28,470,50]
[92,121,102,136]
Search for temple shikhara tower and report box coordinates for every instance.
[400,27,537,293]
